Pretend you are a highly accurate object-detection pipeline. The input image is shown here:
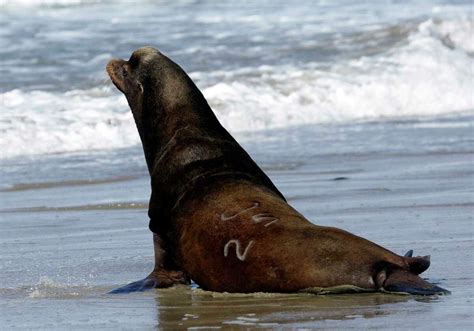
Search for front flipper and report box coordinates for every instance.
[376,269,450,295]
[109,269,188,294]
[110,233,189,294]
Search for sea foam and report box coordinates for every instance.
[0,17,472,159]
[1,88,137,158]
[205,17,473,131]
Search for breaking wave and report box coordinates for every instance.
[1,17,472,159]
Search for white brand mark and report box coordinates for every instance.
[220,202,259,221]
[223,239,255,261]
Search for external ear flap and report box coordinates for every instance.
[138,81,144,94]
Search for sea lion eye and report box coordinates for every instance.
[122,67,128,77]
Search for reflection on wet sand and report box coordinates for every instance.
[151,286,431,329]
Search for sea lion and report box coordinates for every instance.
[106,47,449,295]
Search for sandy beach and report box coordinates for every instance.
[1,119,473,329]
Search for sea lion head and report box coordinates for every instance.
[106,46,202,126]
[106,47,150,105]
[106,47,214,172]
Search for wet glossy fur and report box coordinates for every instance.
[106,47,449,295]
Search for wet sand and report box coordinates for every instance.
[1,122,473,329]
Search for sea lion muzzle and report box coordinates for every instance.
[106,59,128,94]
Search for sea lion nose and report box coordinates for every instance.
[106,58,125,76]
[106,58,128,93]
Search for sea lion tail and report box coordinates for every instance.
[376,268,450,295]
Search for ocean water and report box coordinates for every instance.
[0,0,473,329]
[0,0,472,158]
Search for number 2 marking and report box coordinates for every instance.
[223,239,255,261]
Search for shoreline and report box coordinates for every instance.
[1,120,472,329]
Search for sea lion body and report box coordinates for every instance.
[177,180,387,293]
[106,47,449,295]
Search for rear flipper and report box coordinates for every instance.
[404,249,431,275]
[376,268,450,295]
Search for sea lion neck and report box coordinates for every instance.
[133,54,223,174]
